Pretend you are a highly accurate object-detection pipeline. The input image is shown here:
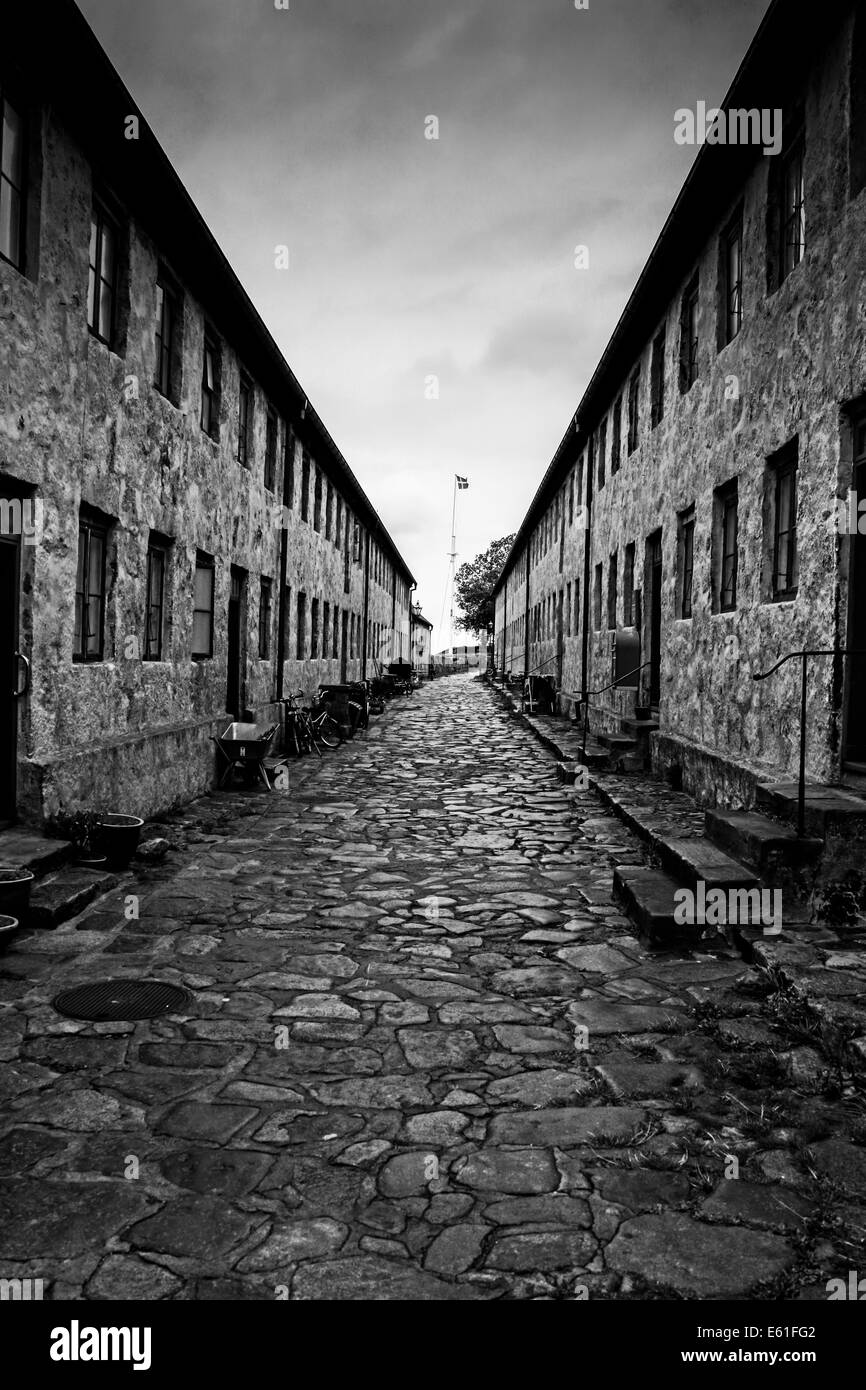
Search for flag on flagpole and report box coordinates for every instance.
[456,476,469,489]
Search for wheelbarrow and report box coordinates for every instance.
[212,721,284,790]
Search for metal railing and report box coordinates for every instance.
[578,661,653,760]
[753,647,866,838]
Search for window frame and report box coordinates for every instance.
[264,405,278,492]
[258,576,273,659]
[677,507,695,620]
[154,273,178,400]
[0,83,27,273]
[200,331,220,439]
[771,445,799,601]
[715,482,739,613]
[192,552,215,661]
[73,513,108,663]
[650,327,666,428]
[87,198,119,348]
[237,374,252,466]
[627,368,640,455]
[144,538,168,661]
[623,542,635,625]
[679,274,699,393]
[721,209,744,346]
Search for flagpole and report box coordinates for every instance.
[449,474,457,667]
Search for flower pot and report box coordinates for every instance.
[0,914,20,947]
[96,814,144,867]
[0,869,34,922]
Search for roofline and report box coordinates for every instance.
[18,1,414,586]
[493,0,848,594]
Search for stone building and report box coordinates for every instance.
[0,0,413,827]
[410,606,433,678]
[494,0,866,808]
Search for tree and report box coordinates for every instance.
[453,535,516,634]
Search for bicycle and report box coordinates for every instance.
[279,691,341,757]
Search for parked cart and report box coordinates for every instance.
[212,720,285,790]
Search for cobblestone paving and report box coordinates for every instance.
[1,675,864,1300]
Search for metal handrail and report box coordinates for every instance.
[753,647,866,838]
[580,661,652,760]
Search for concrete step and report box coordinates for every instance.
[613,865,686,940]
[29,867,120,930]
[655,834,759,892]
[705,809,822,872]
[0,830,71,878]
[756,781,866,838]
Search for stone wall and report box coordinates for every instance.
[0,97,412,826]
[495,8,866,805]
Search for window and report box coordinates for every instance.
[770,443,798,600]
[322,600,330,659]
[565,581,572,636]
[332,604,339,658]
[88,200,118,346]
[0,85,26,271]
[851,14,866,198]
[145,537,168,661]
[577,454,584,506]
[154,275,178,401]
[611,396,622,474]
[573,577,580,635]
[284,431,295,506]
[780,136,805,282]
[192,553,214,660]
[714,482,738,612]
[677,507,695,619]
[313,470,322,531]
[568,476,574,524]
[301,453,310,521]
[74,512,108,662]
[296,591,306,659]
[259,577,272,659]
[325,481,333,540]
[265,407,278,491]
[623,542,635,625]
[335,496,342,548]
[201,332,220,438]
[627,368,640,454]
[353,522,362,564]
[679,275,699,393]
[593,563,603,630]
[650,328,666,428]
[607,552,617,629]
[237,374,252,466]
[597,419,607,492]
[721,209,743,346]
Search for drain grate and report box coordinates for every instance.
[52,979,192,1022]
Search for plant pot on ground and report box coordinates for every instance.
[96,813,144,867]
[0,914,20,948]
[0,869,34,922]
[52,810,107,866]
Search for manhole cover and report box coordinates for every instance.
[52,980,192,1021]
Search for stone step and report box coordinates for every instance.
[613,865,685,939]
[756,781,866,837]
[704,809,822,872]
[0,830,71,878]
[655,834,759,891]
[29,866,121,930]
[599,733,637,751]
[621,717,660,738]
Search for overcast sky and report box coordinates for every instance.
[79,0,769,650]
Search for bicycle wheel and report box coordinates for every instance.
[285,717,302,757]
[315,714,341,749]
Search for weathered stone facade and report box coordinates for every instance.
[495,0,866,808]
[0,3,413,827]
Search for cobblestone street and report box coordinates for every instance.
[1,675,864,1301]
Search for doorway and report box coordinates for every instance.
[844,417,866,766]
[0,536,20,823]
[646,530,663,710]
[226,566,247,717]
